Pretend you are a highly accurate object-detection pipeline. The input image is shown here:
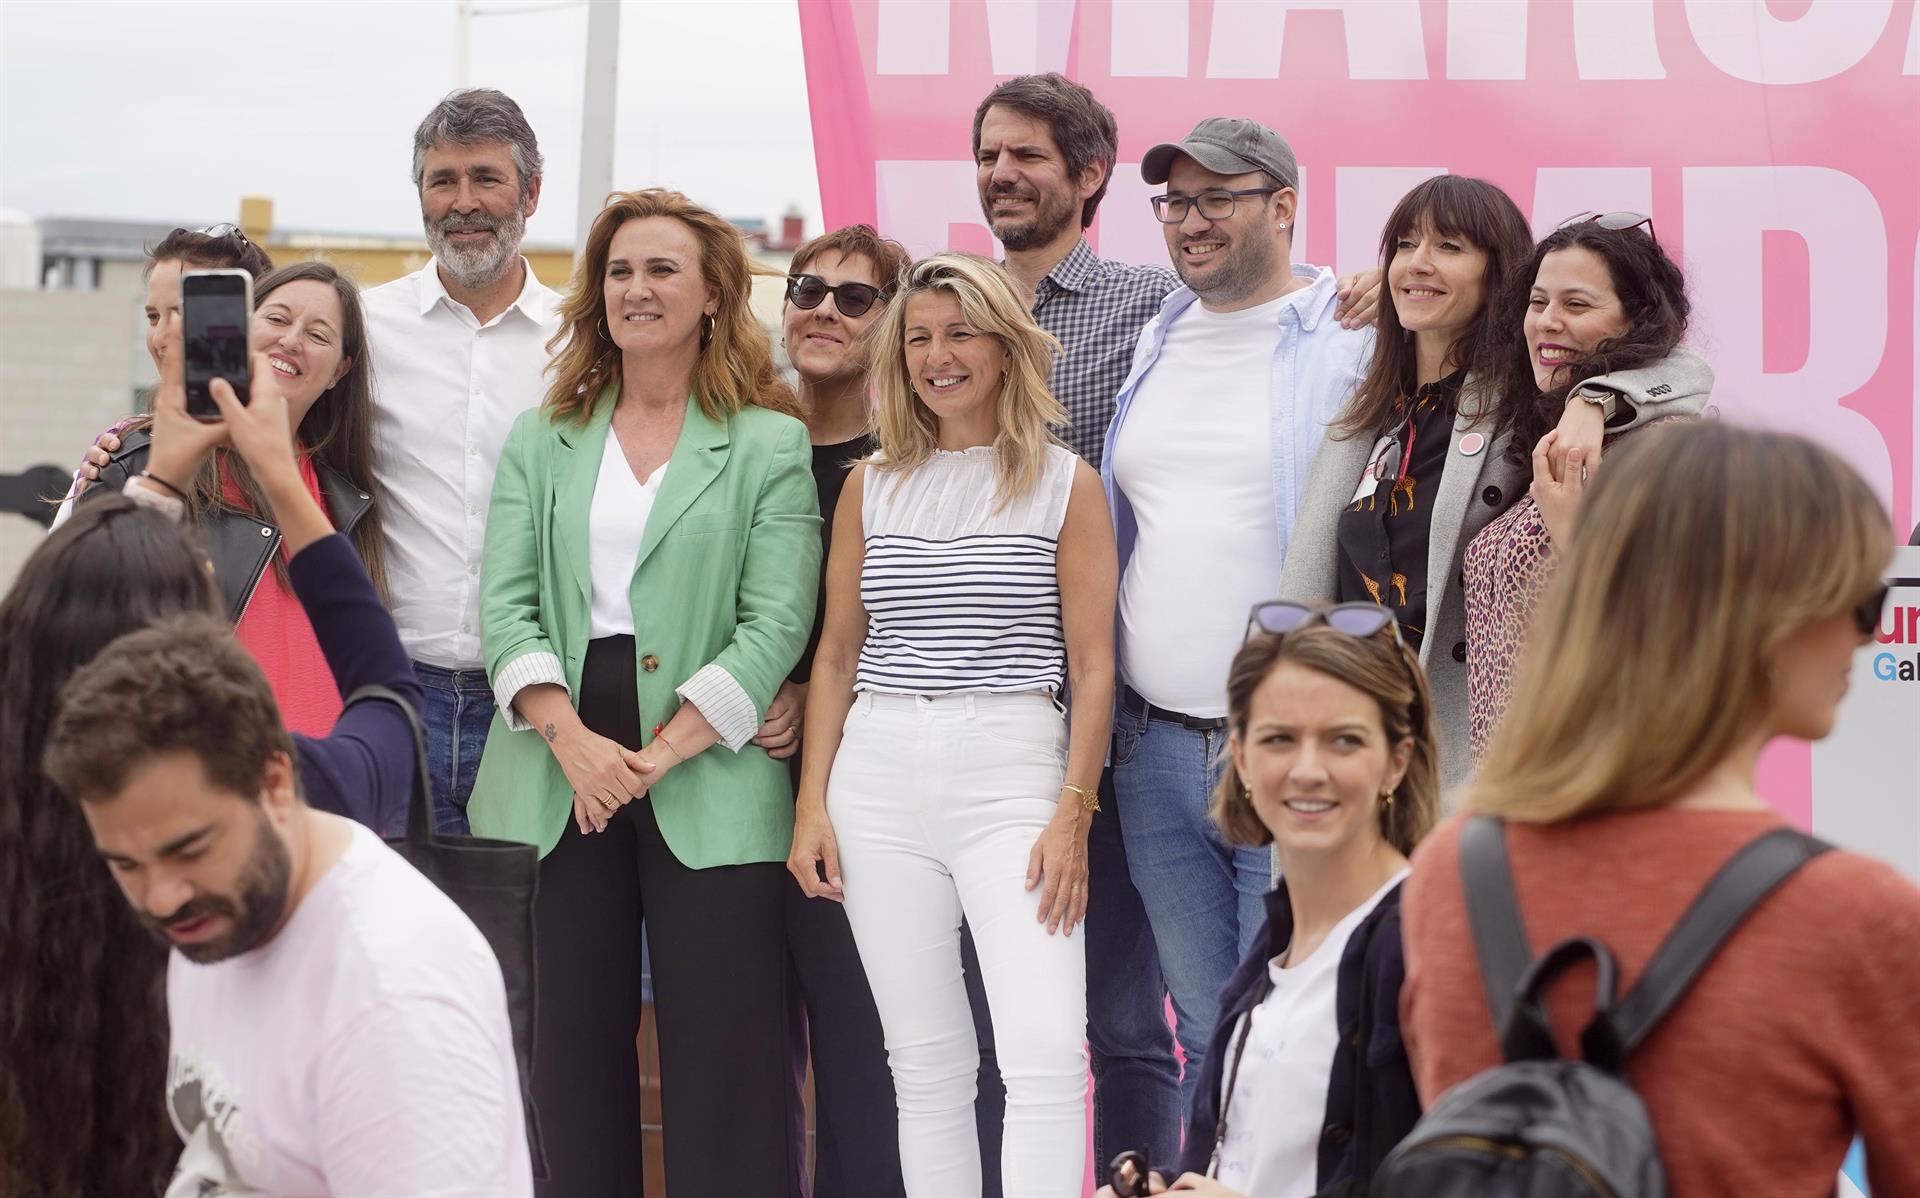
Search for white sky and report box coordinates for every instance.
[0,0,823,246]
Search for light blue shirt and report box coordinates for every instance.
[1100,265,1375,604]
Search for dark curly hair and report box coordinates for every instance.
[1487,221,1690,464]
[0,497,221,1196]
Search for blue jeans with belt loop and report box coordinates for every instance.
[1110,687,1273,1111]
[411,660,496,837]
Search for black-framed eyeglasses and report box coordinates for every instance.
[786,273,888,318]
[192,222,249,244]
[1559,210,1656,243]
[1854,584,1889,638]
[1151,187,1278,225]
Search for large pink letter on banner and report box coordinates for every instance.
[798,0,1920,857]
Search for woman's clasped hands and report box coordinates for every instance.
[552,724,662,835]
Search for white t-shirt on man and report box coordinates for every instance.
[164,821,532,1197]
[1112,293,1290,717]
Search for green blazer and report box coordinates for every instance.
[468,387,822,864]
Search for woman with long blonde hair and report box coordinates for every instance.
[789,253,1116,1196]
[469,188,821,1195]
[1401,423,1920,1197]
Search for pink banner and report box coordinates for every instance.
[797,0,1920,824]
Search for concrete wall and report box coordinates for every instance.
[0,288,145,591]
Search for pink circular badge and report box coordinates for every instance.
[1459,432,1486,457]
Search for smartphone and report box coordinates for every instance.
[181,269,253,421]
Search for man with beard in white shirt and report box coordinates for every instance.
[44,616,531,1197]
[361,89,562,835]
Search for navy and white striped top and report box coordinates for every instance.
[856,444,1077,696]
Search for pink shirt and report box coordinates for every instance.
[228,453,341,737]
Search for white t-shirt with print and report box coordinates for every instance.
[164,821,532,1197]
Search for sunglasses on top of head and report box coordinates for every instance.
[192,222,248,244]
[1245,601,1426,725]
[1244,600,1407,647]
[1558,210,1657,244]
[786,273,888,319]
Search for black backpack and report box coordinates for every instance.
[1373,816,1828,1198]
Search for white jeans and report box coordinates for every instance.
[829,691,1089,1198]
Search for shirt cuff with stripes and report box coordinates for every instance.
[676,664,758,752]
[494,651,567,733]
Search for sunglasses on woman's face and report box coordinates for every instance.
[786,273,887,319]
[1853,584,1889,638]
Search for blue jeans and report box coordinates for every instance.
[1085,767,1183,1167]
[412,660,496,837]
[1111,692,1272,1112]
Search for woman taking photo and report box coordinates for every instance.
[790,253,1114,1198]
[468,188,820,1197]
[1098,603,1437,1198]
[77,259,387,738]
[1462,216,1709,755]
[0,332,418,1198]
[1281,180,1701,784]
[1403,423,1920,1196]
[59,223,276,514]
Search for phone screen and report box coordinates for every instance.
[183,272,252,419]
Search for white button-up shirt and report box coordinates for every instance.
[362,258,561,670]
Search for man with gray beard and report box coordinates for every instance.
[362,89,561,834]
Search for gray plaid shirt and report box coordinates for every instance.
[1031,239,1179,468]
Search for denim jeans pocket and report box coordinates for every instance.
[1110,700,1148,767]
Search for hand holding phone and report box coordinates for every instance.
[182,269,253,421]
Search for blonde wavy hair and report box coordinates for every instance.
[544,188,798,423]
[1470,423,1891,823]
[868,253,1064,504]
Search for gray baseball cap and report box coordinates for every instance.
[1142,117,1299,190]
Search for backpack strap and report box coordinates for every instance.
[1599,827,1830,1058]
[1458,816,1533,1056]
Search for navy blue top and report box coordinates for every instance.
[1175,879,1421,1189]
[286,534,421,835]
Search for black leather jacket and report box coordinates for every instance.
[83,428,374,622]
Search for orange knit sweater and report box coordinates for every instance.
[1402,807,1920,1198]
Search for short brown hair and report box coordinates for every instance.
[790,224,910,292]
[971,74,1118,229]
[1211,624,1439,855]
[43,615,293,804]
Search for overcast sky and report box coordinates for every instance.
[0,0,823,246]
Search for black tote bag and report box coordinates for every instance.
[346,684,547,1177]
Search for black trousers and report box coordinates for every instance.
[533,636,798,1197]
